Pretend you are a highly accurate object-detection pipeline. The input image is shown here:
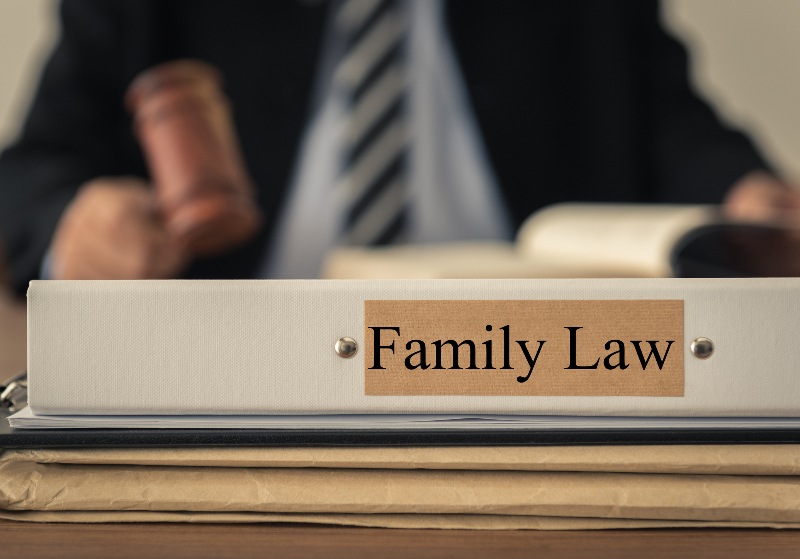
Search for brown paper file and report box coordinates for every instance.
[3,510,800,530]
[5,445,800,475]
[3,460,800,523]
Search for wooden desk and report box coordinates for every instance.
[2,291,800,558]
[0,291,25,375]
[2,522,800,559]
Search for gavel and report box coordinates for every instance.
[125,60,262,257]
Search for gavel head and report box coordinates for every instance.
[126,60,262,257]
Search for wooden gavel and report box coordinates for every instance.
[126,60,262,257]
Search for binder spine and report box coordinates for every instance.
[26,278,800,417]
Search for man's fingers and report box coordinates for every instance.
[723,173,800,226]
[50,177,189,280]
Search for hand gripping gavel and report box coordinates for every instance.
[126,60,262,257]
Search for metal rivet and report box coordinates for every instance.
[335,337,358,358]
[691,337,714,359]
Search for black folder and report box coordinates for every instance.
[5,408,800,448]
[5,370,800,448]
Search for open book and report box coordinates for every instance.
[323,203,794,279]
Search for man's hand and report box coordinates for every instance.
[723,172,800,276]
[51,178,187,279]
[723,172,800,225]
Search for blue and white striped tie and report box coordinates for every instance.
[334,0,410,245]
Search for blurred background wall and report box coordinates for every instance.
[664,0,800,180]
[0,0,55,148]
[0,0,798,179]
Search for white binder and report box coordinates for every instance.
[23,278,800,417]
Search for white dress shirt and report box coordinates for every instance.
[262,0,512,278]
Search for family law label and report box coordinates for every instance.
[364,300,684,397]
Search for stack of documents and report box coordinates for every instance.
[4,278,800,528]
[11,409,800,430]
[3,445,800,529]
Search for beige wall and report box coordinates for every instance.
[0,0,56,146]
[0,0,798,179]
[664,0,800,179]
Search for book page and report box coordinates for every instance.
[323,204,720,279]
[322,242,549,279]
[516,203,718,277]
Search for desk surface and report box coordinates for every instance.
[0,292,25,376]
[3,292,800,556]
[3,521,800,559]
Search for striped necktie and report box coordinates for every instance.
[334,0,410,245]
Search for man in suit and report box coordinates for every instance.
[0,0,793,296]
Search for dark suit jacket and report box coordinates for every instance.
[0,0,770,295]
